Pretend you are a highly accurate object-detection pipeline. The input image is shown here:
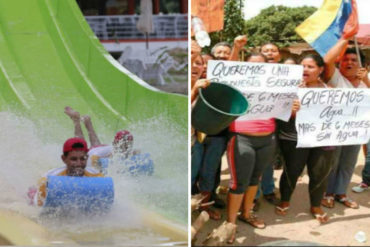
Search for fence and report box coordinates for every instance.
[85,14,188,40]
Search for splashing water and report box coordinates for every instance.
[114,115,188,223]
[0,111,187,245]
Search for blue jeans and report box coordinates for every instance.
[326,145,361,195]
[198,136,227,192]
[191,140,204,188]
[256,163,275,199]
[363,140,370,185]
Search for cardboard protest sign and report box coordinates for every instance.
[207,60,302,121]
[296,88,370,147]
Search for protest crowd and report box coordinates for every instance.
[191,2,370,245]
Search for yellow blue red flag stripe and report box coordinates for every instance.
[296,0,359,57]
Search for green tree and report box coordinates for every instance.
[244,5,317,47]
[205,0,245,53]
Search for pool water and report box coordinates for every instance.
[0,111,187,245]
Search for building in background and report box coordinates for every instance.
[76,0,188,94]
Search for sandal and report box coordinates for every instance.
[238,213,266,229]
[312,212,329,224]
[275,205,290,216]
[203,208,222,220]
[335,195,359,209]
[199,192,222,220]
[321,195,335,208]
[311,207,329,224]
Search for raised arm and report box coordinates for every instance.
[229,35,247,61]
[323,38,349,81]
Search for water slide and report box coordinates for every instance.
[0,0,187,245]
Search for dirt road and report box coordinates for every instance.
[193,153,370,246]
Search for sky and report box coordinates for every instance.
[243,0,370,23]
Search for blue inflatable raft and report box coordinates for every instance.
[43,176,114,213]
[99,153,154,176]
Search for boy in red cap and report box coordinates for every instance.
[30,137,103,206]
[64,106,139,172]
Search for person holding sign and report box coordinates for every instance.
[323,39,368,89]
[276,54,336,223]
[225,53,276,243]
[191,54,209,103]
[321,36,369,209]
[190,48,212,104]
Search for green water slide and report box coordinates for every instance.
[0,0,187,139]
[0,0,187,243]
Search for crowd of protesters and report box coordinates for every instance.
[191,33,370,243]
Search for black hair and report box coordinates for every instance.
[211,42,232,56]
[245,52,268,62]
[283,57,297,64]
[260,42,279,51]
[201,53,215,59]
[300,53,324,67]
[344,47,365,65]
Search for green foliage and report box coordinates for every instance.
[162,0,180,13]
[244,5,317,47]
[222,0,245,44]
[203,0,245,54]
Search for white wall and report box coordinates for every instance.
[101,40,188,53]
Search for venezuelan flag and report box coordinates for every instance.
[295,0,359,57]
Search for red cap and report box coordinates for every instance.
[63,137,88,153]
[113,130,133,144]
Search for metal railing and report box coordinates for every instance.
[85,14,188,40]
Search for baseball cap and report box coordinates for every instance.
[113,130,133,144]
[63,137,88,153]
